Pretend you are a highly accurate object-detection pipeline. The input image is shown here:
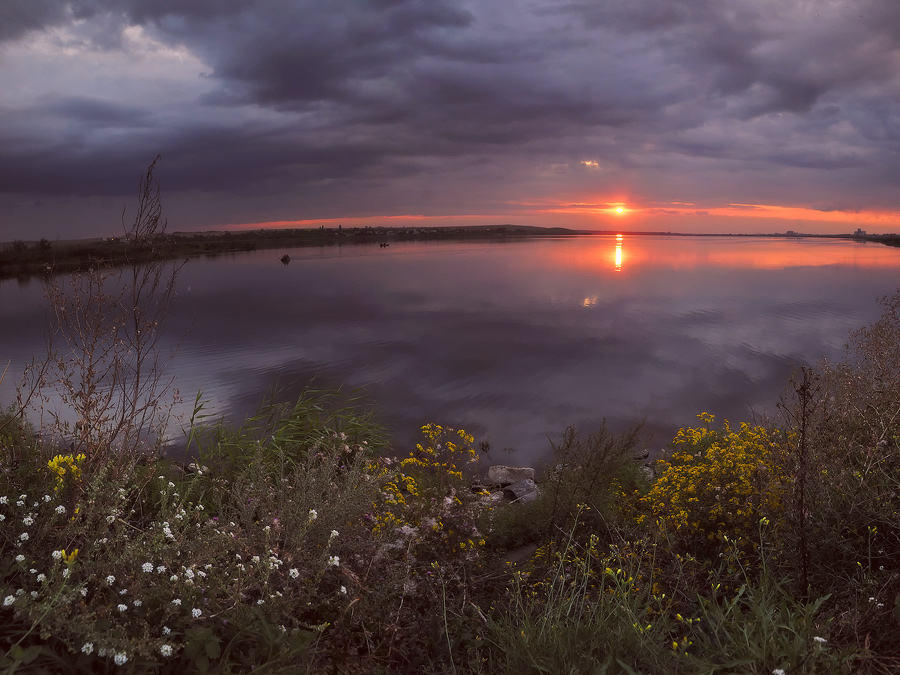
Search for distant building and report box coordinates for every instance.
[855,228,867,237]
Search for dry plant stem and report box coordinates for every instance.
[21,156,182,469]
[2,353,49,440]
[778,366,821,600]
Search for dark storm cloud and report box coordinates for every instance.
[1,0,900,236]
[0,1,71,41]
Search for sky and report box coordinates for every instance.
[2,0,900,241]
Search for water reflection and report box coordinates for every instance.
[2,235,899,468]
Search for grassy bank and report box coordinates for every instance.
[3,335,900,673]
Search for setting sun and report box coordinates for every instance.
[614,206,627,214]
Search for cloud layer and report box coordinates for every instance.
[2,0,900,238]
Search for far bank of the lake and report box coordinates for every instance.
[2,224,899,280]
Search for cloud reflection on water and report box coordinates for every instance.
[158,236,900,466]
[2,235,899,468]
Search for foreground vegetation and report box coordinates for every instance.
[2,161,900,672]
[4,323,900,673]
[4,331,900,673]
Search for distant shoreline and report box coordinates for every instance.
[2,225,898,280]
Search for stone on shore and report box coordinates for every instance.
[502,479,538,504]
[486,465,535,486]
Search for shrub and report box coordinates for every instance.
[640,413,787,562]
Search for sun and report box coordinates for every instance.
[614,206,627,214]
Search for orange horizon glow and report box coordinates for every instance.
[534,200,900,230]
[218,213,494,231]
[213,200,900,234]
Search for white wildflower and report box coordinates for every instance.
[15,555,24,563]
[3,596,14,606]
[133,599,142,607]
[19,532,29,542]
[328,555,340,567]
[308,509,317,522]
[22,516,34,526]
[340,586,347,594]
[162,626,171,635]
[55,505,66,514]
[117,604,128,612]
[36,574,46,582]
[52,550,62,560]
[289,568,300,578]
[813,636,827,644]
[191,608,202,618]
[330,529,339,541]
[114,652,128,665]
[171,598,181,606]
[142,562,154,573]
[105,575,115,586]
[160,644,173,657]
[81,643,93,655]
[156,565,166,573]
[42,495,51,503]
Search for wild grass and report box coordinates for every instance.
[3,388,900,672]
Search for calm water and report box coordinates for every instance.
[3,235,900,466]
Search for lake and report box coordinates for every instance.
[2,234,900,467]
